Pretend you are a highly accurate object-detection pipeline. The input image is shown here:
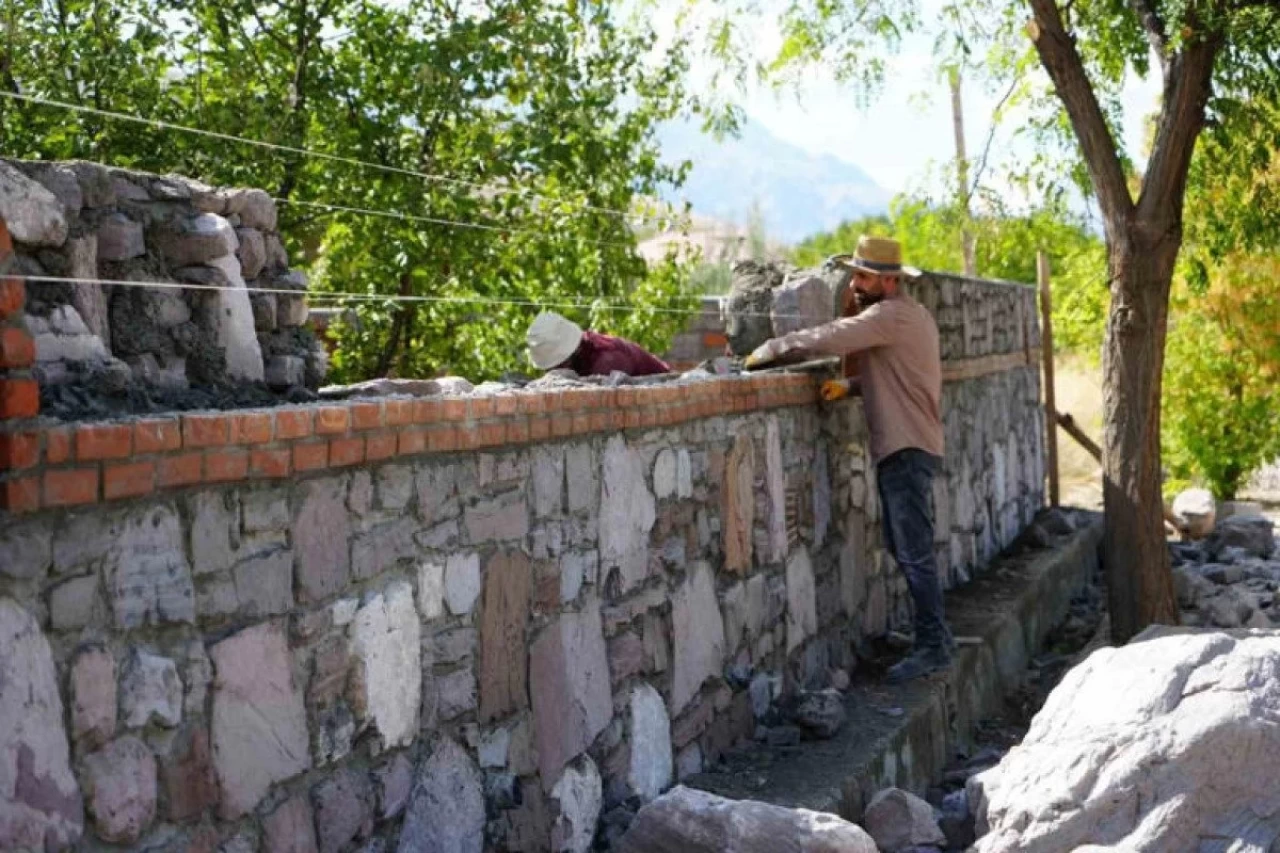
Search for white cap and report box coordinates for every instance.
[527,311,584,370]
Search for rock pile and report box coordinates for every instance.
[0,158,327,414]
[722,259,850,356]
[1171,512,1277,630]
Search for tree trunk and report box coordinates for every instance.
[1101,227,1181,643]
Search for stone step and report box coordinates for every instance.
[684,511,1104,824]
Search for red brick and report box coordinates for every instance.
[0,430,39,469]
[350,402,383,430]
[493,394,519,416]
[251,448,291,479]
[478,421,506,447]
[45,427,71,463]
[230,412,273,444]
[571,413,591,435]
[314,406,350,435]
[0,475,39,512]
[104,461,155,499]
[158,452,203,487]
[506,417,530,444]
[413,399,443,423]
[590,411,609,433]
[183,413,229,448]
[520,394,549,415]
[0,378,38,419]
[329,437,365,467]
[398,428,427,456]
[427,425,459,452]
[44,468,99,506]
[529,416,551,442]
[75,423,132,460]
[469,397,496,419]
[134,418,181,454]
[455,425,482,451]
[293,441,329,472]
[0,277,23,320]
[385,399,413,427]
[617,388,637,407]
[0,327,34,368]
[441,398,467,420]
[205,449,249,482]
[702,332,728,348]
[275,408,314,440]
[551,414,573,439]
[624,410,643,429]
[610,410,627,430]
[366,432,396,461]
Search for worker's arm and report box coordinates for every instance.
[747,303,895,367]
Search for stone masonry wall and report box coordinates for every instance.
[0,248,1043,849]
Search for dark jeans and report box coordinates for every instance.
[877,448,951,650]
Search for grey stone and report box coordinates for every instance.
[654,448,678,500]
[478,727,511,769]
[227,187,278,230]
[724,261,783,355]
[233,548,294,616]
[265,232,289,269]
[120,649,184,729]
[351,581,422,751]
[109,505,196,629]
[771,272,833,337]
[444,551,482,615]
[530,599,613,786]
[397,737,485,853]
[50,574,99,632]
[532,446,565,518]
[600,435,657,592]
[266,354,306,389]
[155,212,239,265]
[236,227,267,278]
[0,160,68,246]
[670,563,726,715]
[864,788,947,852]
[551,754,603,853]
[70,646,117,747]
[264,795,319,853]
[190,491,240,576]
[312,768,374,853]
[376,464,415,512]
[793,689,846,739]
[210,621,311,819]
[629,683,674,802]
[97,212,146,260]
[418,559,446,620]
[202,253,265,381]
[813,443,831,548]
[25,163,83,214]
[0,522,51,579]
[83,736,156,844]
[375,753,415,821]
[351,517,419,581]
[786,548,818,653]
[616,785,879,853]
[464,493,529,543]
[437,668,478,721]
[764,417,787,564]
[62,235,110,344]
[565,443,598,515]
[1209,514,1275,560]
[250,292,277,330]
[279,293,310,326]
[295,478,352,604]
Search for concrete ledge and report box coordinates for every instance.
[686,510,1103,822]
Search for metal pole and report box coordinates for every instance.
[1038,251,1059,507]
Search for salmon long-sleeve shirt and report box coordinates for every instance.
[774,294,944,463]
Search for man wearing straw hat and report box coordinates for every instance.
[745,235,952,683]
[526,311,671,377]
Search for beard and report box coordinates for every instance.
[854,289,883,309]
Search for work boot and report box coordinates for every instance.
[886,643,952,684]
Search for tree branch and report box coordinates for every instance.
[1136,32,1221,226]
[1027,0,1134,233]
[968,75,1020,197]
[1128,0,1169,71]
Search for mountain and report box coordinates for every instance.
[655,118,892,245]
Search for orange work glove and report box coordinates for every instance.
[820,379,851,402]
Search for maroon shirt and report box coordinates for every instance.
[564,330,671,377]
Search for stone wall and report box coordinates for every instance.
[1,223,1043,850]
[0,159,326,403]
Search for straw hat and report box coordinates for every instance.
[527,311,584,370]
[831,235,921,278]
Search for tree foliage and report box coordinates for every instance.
[2,0,701,382]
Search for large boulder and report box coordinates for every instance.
[615,785,879,853]
[770,271,833,338]
[0,160,68,246]
[970,627,1280,852]
[724,261,786,356]
[863,787,945,852]
[1207,514,1275,560]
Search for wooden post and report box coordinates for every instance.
[1038,251,1059,507]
